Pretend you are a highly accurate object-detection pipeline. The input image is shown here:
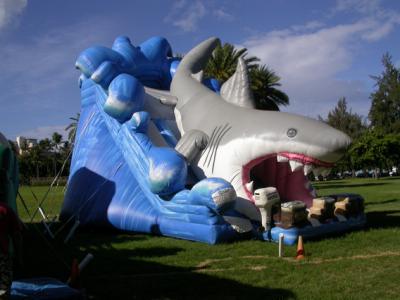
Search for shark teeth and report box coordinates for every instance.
[321,168,331,177]
[303,164,313,176]
[313,167,331,177]
[276,154,332,177]
[289,160,303,172]
[313,167,323,177]
[277,155,289,163]
[245,181,254,193]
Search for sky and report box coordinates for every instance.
[1,0,400,140]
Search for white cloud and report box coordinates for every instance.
[0,16,119,140]
[213,8,234,21]
[291,21,325,32]
[332,0,400,41]
[17,125,68,140]
[242,8,400,118]
[244,20,375,82]
[0,16,117,106]
[166,1,206,32]
[165,0,233,32]
[334,0,382,15]
[0,0,27,30]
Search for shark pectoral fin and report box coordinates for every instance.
[175,130,209,163]
[144,87,178,106]
[91,61,120,89]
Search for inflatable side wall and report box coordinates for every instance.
[0,132,19,212]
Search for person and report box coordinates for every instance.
[0,201,22,299]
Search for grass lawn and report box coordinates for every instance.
[16,177,400,299]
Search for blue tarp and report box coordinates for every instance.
[11,278,83,300]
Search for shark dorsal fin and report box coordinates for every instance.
[220,57,255,109]
[191,70,204,83]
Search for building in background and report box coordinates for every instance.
[16,136,37,155]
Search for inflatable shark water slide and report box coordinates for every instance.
[60,36,366,245]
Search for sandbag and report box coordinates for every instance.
[277,201,308,228]
[309,196,336,220]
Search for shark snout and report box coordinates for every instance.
[298,124,352,163]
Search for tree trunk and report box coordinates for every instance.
[53,156,57,177]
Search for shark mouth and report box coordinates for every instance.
[242,152,334,206]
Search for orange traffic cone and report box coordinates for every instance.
[296,235,305,260]
[68,258,81,289]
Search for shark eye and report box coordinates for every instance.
[287,128,297,138]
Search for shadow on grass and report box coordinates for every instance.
[16,225,296,300]
[366,210,400,229]
[314,182,388,190]
[376,176,400,181]
[312,180,347,185]
[366,198,400,206]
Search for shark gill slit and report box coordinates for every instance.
[209,124,230,169]
[201,126,219,163]
[211,125,231,173]
[206,123,229,168]
[203,125,223,166]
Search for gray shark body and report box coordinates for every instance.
[168,37,351,219]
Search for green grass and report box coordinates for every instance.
[16,177,400,299]
[18,185,65,222]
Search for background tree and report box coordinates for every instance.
[38,139,52,176]
[369,53,400,134]
[51,132,63,151]
[65,113,80,144]
[319,97,367,175]
[51,132,63,176]
[27,145,43,179]
[320,97,367,140]
[348,130,400,172]
[17,132,72,182]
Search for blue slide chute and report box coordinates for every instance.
[61,36,249,243]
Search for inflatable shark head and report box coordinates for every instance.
[170,37,352,210]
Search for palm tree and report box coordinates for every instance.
[38,138,52,177]
[51,132,63,177]
[51,132,63,151]
[250,65,289,111]
[28,145,43,179]
[65,113,80,144]
[204,43,259,82]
